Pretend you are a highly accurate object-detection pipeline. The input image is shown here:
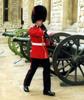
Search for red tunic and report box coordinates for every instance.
[28,25,49,59]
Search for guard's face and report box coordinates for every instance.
[36,20,43,27]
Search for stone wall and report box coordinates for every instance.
[23,0,29,28]
[78,0,84,32]
[21,0,33,28]
[34,0,43,6]
[0,0,3,26]
[9,0,21,28]
[0,0,22,31]
[50,0,63,31]
[0,0,84,32]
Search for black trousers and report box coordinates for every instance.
[24,58,51,92]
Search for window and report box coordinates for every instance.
[21,8,24,25]
[4,0,8,21]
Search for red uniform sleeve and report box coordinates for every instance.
[28,27,44,38]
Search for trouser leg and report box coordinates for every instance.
[24,59,39,86]
[42,59,51,92]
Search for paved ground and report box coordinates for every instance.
[0,43,84,100]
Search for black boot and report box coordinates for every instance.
[43,91,55,96]
[24,86,30,92]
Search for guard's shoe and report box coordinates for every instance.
[43,91,55,96]
[24,86,29,92]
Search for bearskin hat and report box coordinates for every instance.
[31,5,47,23]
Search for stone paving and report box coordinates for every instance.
[0,43,84,100]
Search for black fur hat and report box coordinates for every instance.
[31,5,47,23]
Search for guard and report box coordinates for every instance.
[23,5,55,96]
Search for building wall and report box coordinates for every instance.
[0,0,3,26]
[9,0,21,25]
[78,0,84,32]
[0,0,22,30]
[63,0,78,29]
[50,0,63,31]
[23,0,33,28]
[0,0,84,32]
